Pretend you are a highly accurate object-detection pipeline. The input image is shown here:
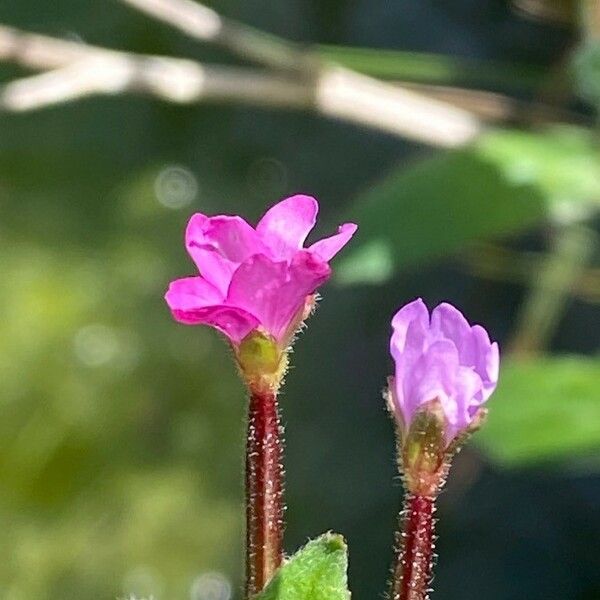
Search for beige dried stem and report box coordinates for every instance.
[0,0,483,148]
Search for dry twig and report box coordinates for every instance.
[0,1,482,147]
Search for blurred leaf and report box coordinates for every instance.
[477,357,600,466]
[337,127,600,284]
[256,533,350,600]
[512,0,578,24]
[573,41,600,111]
[318,45,545,91]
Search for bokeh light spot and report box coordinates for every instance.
[154,165,199,209]
[190,572,232,600]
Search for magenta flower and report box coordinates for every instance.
[165,195,357,348]
[389,298,499,445]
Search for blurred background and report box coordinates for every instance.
[0,0,599,598]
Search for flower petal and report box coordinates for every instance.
[175,306,259,343]
[471,326,499,400]
[430,302,471,350]
[165,276,223,310]
[188,213,266,262]
[186,213,267,293]
[309,222,358,261]
[256,195,318,258]
[165,277,259,342]
[431,303,499,401]
[390,298,429,359]
[276,251,331,338]
[227,251,330,342]
[398,339,459,428]
[449,365,484,440]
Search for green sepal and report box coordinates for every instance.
[236,330,288,392]
[403,401,446,476]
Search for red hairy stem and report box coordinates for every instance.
[245,388,285,598]
[390,494,436,600]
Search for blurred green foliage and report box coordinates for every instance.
[0,1,598,599]
[574,41,600,110]
[478,357,600,465]
[319,45,546,90]
[337,127,600,284]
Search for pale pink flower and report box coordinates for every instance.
[165,195,357,347]
[389,299,499,444]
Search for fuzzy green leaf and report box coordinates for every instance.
[255,533,350,600]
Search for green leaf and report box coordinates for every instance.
[337,127,600,285]
[318,45,545,91]
[255,533,350,600]
[477,357,600,466]
[573,40,600,111]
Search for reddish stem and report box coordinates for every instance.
[390,494,436,600]
[245,388,285,598]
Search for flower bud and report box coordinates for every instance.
[387,299,499,495]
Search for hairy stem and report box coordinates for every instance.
[390,493,436,600]
[245,388,285,597]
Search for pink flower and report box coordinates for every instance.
[165,195,357,347]
[389,299,499,444]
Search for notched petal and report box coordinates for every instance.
[309,222,358,262]
[390,298,429,356]
[256,194,318,258]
